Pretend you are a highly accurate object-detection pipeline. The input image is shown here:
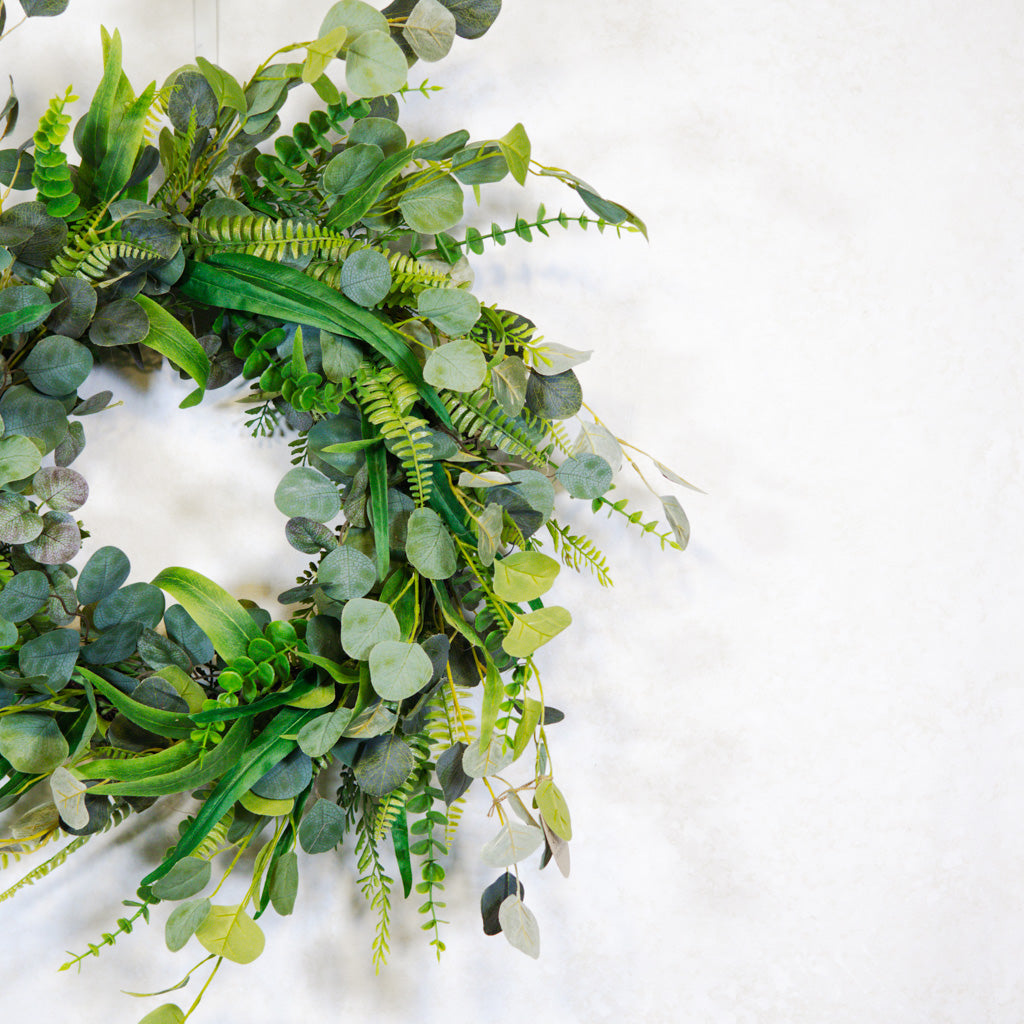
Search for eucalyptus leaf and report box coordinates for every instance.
[480,820,544,867]
[462,733,513,778]
[441,0,502,39]
[50,765,89,829]
[195,904,266,964]
[535,777,572,841]
[77,545,130,605]
[0,385,68,453]
[353,733,415,796]
[298,797,346,854]
[322,143,383,196]
[399,174,464,234]
[268,851,299,915]
[340,597,400,659]
[274,467,341,522]
[24,510,80,564]
[21,335,93,396]
[491,551,559,603]
[475,502,503,566]
[54,419,86,467]
[151,858,212,901]
[368,640,432,700]
[436,742,472,804]
[320,0,389,39]
[297,707,353,757]
[502,606,572,658]
[660,494,690,550]
[405,507,457,579]
[0,569,48,621]
[317,544,376,600]
[480,871,523,935]
[346,30,408,98]
[0,436,42,489]
[0,493,43,544]
[251,748,312,800]
[524,368,582,420]
[0,713,68,773]
[404,0,457,61]
[498,894,540,958]
[94,582,165,630]
[491,355,527,416]
[88,297,149,347]
[423,338,486,391]
[556,453,613,499]
[573,421,623,472]
[340,248,392,307]
[532,341,591,376]
[32,466,88,512]
[139,1004,186,1024]
[165,898,212,952]
[19,628,78,688]
[286,517,337,555]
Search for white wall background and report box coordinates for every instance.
[3,1,1023,1021]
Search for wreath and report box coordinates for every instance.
[0,1,694,1019]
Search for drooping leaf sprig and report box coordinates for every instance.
[0,1,698,1020]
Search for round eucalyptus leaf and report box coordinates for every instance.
[405,507,457,579]
[524,368,582,420]
[18,0,70,16]
[369,640,432,700]
[0,712,68,773]
[417,286,480,336]
[168,70,217,131]
[398,174,464,234]
[0,436,43,491]
[491,551,560,603]
[321,143,383,195]
[79,620,145,665]
[507,469,555,520]
[0,202,67,266]
[306,613,345,663]
[0,569,48,621]
[555,453,613,499]
[88,297,149,347]
[274,467,341,523]
[21,334,93,396]
[297,707,353,758]
[94,581,166,630]
[32,466,89,512]
[572,421,623,471]
[340,597,400,660]
[0,283,52,332]
[317,544,376,600]
[403,0,456,61]
[0,492,43,544]
[77,544,130,605]
[0,384,68,453]
[24,510,80,564]
[346,30,408,98]
[348,116,406,155]
[340,248,392,307]
[319,0,389,39]
[443,0,502,39]
[297,797,346,854]
[46,568,78,627]
[18,627,79,688]
[354,733,415,796]
[285,517,337,555]
[423,338,487,392]
[251,748,313,800]
[47,276,98,339]
[151,858,212,901]
[165,898,212,954]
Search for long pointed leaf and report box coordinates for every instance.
[135,295,210,390]
[151,567,260,662]
[95,81,156,202]
[362,411,391,582]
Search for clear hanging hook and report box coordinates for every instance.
[193,0,219,62]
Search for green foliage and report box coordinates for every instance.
[0,0,697,1013]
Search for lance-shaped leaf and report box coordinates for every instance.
[134,295,210,392]
[497,122,530,186]
[535,777,572,841]
[49,765,89,829]
[660,494,690,550]
[151,567,260,662]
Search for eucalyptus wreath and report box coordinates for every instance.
[0,1,695,1019]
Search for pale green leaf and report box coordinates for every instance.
[423,338,486,391]
[405,507,457,579]
[481,820,544,867]
[0,713,68,773]
[399,174,464,234]
[491,355,528,416]
[492,551,560,603]
[556,453,613,499]
[498,894,540,958]
[274,467,341,523]
[165,898,211,953]
[195,904,265,964]
[49,765,88,829]
[502,606,572,658]
[497,122,531,186]
[369,640,432,700]
[660,494,690,550]
[340,597,400,659]
[535,777,572,840]
[138,1004,186,1024]
[346,30,407,98]
[417,287,481,335]
[403,0,456,62]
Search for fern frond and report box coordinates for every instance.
[32,85,79,219]
[305,247,454,307]
[355,362,434,506]
[188,213,358,262]
[192,808,235,861]
[545,519,613,586]
[0,832,91,902]
[442,389,552,468]
[373,774,417,842]
[355,798,393,971]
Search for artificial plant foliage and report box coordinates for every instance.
[0,0,696,1018]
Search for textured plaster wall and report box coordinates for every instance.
[2,2,1023,1022]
